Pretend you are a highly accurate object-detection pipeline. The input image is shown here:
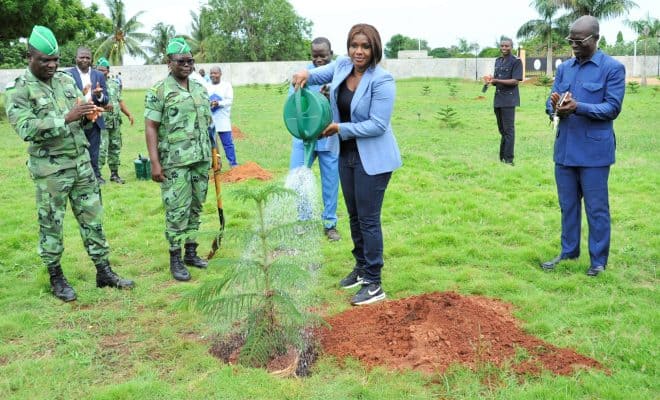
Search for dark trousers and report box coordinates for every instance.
[555,164,611,267]
[494,107,515,162]
[339,146,391,285]
[85,124,102,178]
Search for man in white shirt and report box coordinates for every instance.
[207,66,238,167]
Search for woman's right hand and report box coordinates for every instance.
[320,122,340,138]
[291,69,310,90]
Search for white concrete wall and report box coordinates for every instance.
[1,56,657,91]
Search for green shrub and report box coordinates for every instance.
[446,80,459,98]
[187,184,321,368]
[0,93,6,121]
[535,74,553,87]
[435,105,461,128]
[627,81,640,94]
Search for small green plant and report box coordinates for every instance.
[188,184,321,369]
[264,83,271,91]
[652,86,659,98]
[435,105,461,128]
[535,73,553,87]
[0,93,6,121]
[277,80,290,95]
[627,81,640,94]
[446,81,459,98]
[420,85,431,96]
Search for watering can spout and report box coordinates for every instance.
[303,140,316,168]
[283,87,332,168]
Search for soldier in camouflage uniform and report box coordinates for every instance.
[96,57,135,184]
[144,38,212,281]
[5,25,134,302]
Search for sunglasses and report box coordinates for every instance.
[173,58,195,66]
[565,35,593,46]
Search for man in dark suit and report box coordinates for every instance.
[483,38,523,166]
[68,47,108,183]
[540,15,625,276]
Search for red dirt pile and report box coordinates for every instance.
[221,161,273,183]
[319,291,603,376]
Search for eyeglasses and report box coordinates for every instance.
[173,58,195,66]
[565,35,593,46]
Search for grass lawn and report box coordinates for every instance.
[0,78,657,399]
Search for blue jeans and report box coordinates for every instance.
[339,146,391,284]
[217,131,237,166]
[289,139,339,229]
[555,164,611,267]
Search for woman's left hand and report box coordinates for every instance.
[320,122,339,138]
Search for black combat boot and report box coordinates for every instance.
[183,242,208,269]
[47,264,77,302]
[170,248,191,281]
[95,261,135,289]
[110,170,125,184]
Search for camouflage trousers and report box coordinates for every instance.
[34,161,109,267]
[99,127,122,171]
[160,161,210,250]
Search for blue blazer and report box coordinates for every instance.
[67,67,108,129]
[307,56,402,175]
[545,50,625,167]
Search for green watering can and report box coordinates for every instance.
[283,87,332,168]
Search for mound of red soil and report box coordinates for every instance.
[231,125,247,139]
[220,161,273,183]
[319,291,603,376]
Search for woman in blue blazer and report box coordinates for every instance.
[292,23,402,306]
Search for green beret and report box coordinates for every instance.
[97,57,110,68]
[28,25,59,56]
[166,37,191,55]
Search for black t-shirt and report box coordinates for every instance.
[337,80,357,152]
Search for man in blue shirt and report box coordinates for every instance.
[289,37,341,241]
[540,15,625,276]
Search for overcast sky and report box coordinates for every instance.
[84,0,657,64]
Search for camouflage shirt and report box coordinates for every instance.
[104,77,122,129]
[5,69,90,178]
[144,74,212,169]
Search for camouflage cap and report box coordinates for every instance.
[166,37,191,55]
[96,57,110,68]
[28,25,59,55]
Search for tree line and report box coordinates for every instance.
[0,0,312,68]
[0,0,657,71]
[386,0,657,77]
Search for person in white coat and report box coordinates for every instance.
[207,66,238,167]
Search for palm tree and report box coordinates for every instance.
[147,23,176,64]
[625,14,660,86]
[189,10,210,62]
[517,0,568,76]
[92,0,150,65]
[554,0,638,20]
